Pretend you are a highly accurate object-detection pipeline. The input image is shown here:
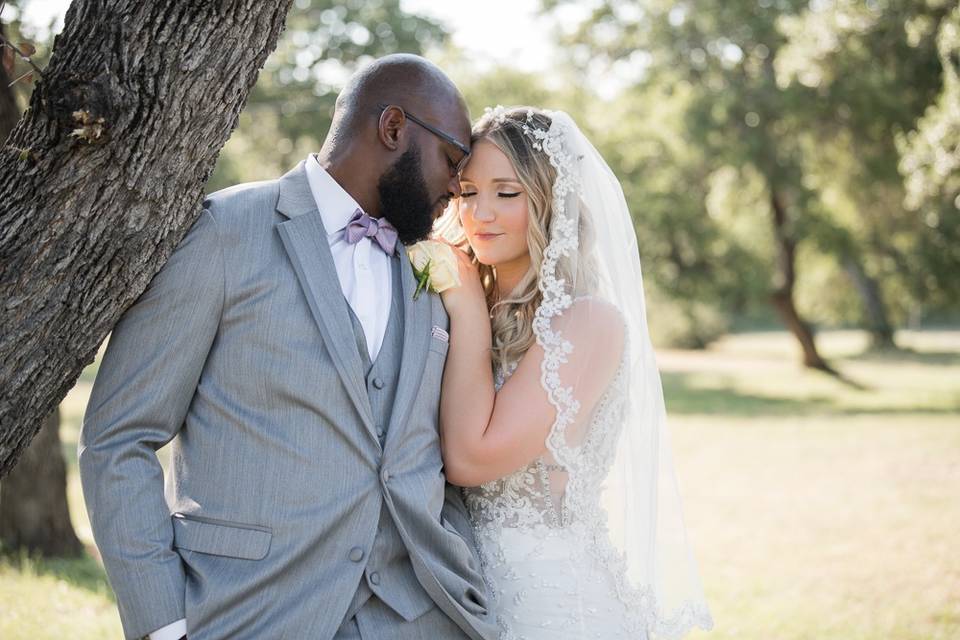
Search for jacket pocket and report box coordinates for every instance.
[428,335,449,356]
[171,513,272,560]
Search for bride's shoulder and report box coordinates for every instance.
[564,295,625,325]
[556,296,626,359]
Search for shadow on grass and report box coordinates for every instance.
[844,348,960,367]
[0,547,115,601]
[661,371,824,416]
[661,371,959,417]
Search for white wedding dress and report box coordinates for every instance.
[464,355,646,639]
[459,107,712,640]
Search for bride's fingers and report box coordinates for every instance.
[457,251,478,272]
[450,247,474,268]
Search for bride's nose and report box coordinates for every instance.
[472,203,495,223]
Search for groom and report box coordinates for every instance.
[79,54,494,640]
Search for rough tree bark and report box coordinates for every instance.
[0,0,294,477]
[0,17,82,555]
[768,188,834,372]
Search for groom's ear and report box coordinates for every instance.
[377,105,406,152]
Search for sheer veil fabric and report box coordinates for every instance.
[462,108,713,639]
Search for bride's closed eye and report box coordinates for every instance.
[498,192,521,198]
[460,190,478,198]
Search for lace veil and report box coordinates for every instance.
[487,106,714,638]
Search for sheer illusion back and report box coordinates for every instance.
[464,297,628,534]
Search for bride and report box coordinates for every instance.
[434,106,714,639]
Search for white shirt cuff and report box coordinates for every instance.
[149,618,187,640]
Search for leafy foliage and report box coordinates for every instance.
[207,0,446,191]
[541,0,959,335]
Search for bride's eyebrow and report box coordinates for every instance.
[491,178,521,184]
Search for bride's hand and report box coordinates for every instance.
[440,247,485,315]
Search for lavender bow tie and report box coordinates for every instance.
[344,209,398,255]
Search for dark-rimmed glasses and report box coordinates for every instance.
[377,103,471,175]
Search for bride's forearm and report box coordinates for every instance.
[439,297,495,481]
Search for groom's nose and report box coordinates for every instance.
[447,173,462,198]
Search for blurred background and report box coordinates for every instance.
[1,1,958,638]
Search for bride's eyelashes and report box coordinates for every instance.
[457,191,520,198]
[456,189,521,198]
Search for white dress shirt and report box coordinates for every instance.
[149,618,186,640]
[148,157,394,640]
[305,154,394,362]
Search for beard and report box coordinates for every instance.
[376,144,443,245]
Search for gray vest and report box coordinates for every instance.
[343,255,435,622]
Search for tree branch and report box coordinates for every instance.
[0,32,45,79]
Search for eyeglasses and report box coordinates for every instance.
[377,103,471,175]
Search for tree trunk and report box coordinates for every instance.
[0,0,294,477]
[0,408,82,556]
[0,18,83,555]
[768,188,834,372]
[842,255,897,350]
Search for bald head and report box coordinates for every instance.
[328,53,468,141]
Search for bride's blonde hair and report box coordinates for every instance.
[436,106,597,371]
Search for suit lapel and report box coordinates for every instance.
[385,252,432,443]
[274,162,379,445]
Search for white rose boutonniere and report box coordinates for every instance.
[406,240,462,300]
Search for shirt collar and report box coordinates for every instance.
[304,154,363,237]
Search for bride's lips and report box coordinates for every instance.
[473,232,503,241]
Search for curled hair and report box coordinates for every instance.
[437,107,599,371]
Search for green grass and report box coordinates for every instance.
[0,551,120,638]
[664,330,960,640]
[2,329,958,639]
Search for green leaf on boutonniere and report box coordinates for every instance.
[412,259,431,301]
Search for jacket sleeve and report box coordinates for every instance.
[78,207,224,640]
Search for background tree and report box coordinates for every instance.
[546,0,837,369]
[0,0,294,477]
[897,2,960,314]
[208,0,446,190]
[543,0,957,362]
[776,0,951,346]
[0,1,81,556]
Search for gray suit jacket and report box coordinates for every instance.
[78,161,496,640]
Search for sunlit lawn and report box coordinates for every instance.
[669,330,960,640]
[1,329,958,639]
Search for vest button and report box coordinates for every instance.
[369,571,381,586]
[349,547,364,562]
[381,469,390,483]
[376,426,384,438]
[372,377,385,389]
